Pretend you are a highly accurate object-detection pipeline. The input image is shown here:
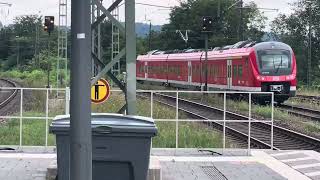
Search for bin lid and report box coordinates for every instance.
[50,113,157,135]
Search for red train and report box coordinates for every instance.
[137,41,297,103]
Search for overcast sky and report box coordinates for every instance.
[1,0,295,26]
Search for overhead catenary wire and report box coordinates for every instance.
[135,2,173,9]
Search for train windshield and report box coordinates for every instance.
[257,50,292,76]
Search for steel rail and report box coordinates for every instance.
[278,104,320,122]
[0,79,18,109]
[296,95,320,101]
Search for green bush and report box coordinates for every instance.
[26,70,46,80]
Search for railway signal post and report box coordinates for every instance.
[202,16,213,91]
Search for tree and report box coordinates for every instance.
[0,14,59,71]
[145,0,267,52]
[271,0,320,85]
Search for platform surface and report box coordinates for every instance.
[0,147,319,180]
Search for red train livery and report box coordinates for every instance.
[137,41,297,103]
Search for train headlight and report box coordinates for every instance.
[257,76,265,81]
[257,76,261,80]
[286,75,296,80]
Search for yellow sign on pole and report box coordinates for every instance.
[91,78,111,104]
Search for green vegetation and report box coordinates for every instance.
[0,112,55,146]
[286,97,320,111]
[155,122,224,148]
[272,0,320,87]
[296,87,320,96]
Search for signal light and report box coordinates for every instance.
[202,16,213,32]
[44,16,55,34]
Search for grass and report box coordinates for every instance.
[297,87,320,96]
[93,92,226,148]
[0,112,55,146]
[154,122,224,148]
[286,97,320,111]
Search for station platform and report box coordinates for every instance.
[0,147,319,180]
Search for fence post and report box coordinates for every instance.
[223,93,226,154]
[176,92,179,149]
[271,93,274,150]
[65,87,70,115]
[150,91,153,149]
[45,89,49,147]
[19,89,23,147]
[248,93,252,155]
[151,92,153,118]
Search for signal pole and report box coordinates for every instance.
[307,1,312,87]
[239,0,244,41]
[149,21,152,51]
[202,16,213,91]
[204,33,208,91]
[15,36,19,68]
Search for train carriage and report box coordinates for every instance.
[137,41,297,103]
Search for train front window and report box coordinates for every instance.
[257,50,292,75]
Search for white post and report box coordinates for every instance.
[150,91,153,149]
[176,92,179,149]
[65,87,70,115]
[271,93,274,150]
[223,93,226,154]
[19,89,23,147]
[45,89,49,147]
[151,92,153,118]
[248,93,252,155]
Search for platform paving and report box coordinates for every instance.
[0,148,55,180]
[266,150,320,180]
[0,147,318,180]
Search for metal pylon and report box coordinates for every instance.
[111,0,120,77]
[91,0,136,114]
[57,0,68,90]
[91,0,102,76]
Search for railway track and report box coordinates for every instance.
[0,79,18,111]
[277,104,320,122]
[296,95,320,103]
[139,92,320,151]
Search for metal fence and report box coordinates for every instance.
[0,87,274,154]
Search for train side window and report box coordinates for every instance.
[238,65,243,77]
[233,65,237,77]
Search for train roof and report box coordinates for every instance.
[253,41,293,52]
[137,41,292,61]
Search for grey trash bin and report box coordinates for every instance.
[50,113,157,180]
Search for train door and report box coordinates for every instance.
[144,61,148,79]
[227,59,232,89]
[188,61,192,84]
